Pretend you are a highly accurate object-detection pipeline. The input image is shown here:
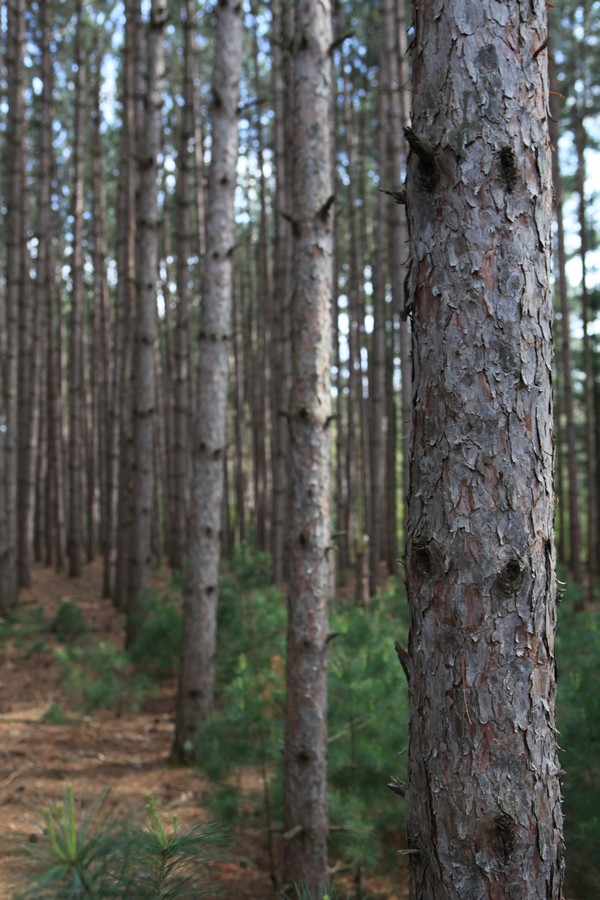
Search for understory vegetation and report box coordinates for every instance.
[0,546,598,897]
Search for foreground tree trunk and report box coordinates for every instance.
[403,2,564,897]
[173,0,243,760]
[282,0,333,892]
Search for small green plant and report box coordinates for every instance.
[3,783,119,898]
[40,702,77,726]
[122,794,226,897]
[3,785,227,899]
[49,601,88,644]
[128,587,182,677]
[56,640,152,713]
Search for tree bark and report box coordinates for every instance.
[67,0,86,579]
[548,51,582,586]
[404,3,564,896]
[126,0,166,645]
[170,0,196,572]
[0,0,27,611]
[283,0,333,892]
[173,0,243,760]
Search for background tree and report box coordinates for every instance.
[282,0,333,892]
[173,0,243,761]
[126,0,167,645]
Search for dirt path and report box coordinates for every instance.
[0,561,405,899]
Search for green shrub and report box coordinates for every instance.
[128,588,182,677]
[56,641,152,713]
[556,600,600,897]
[49,601,88,644]
[200,552,409,878]
[40,702,76,726]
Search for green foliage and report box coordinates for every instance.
[556,598,600,897]
[327,582,409,868]
[40,702,76,726]
[128,586,182,677]
[56,641,152,714]
[200,545,408,877]
[3,785,226,899]
[49,601,88,644]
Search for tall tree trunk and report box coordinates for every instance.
[114,0,142,610]
[270,0,293,585]
[573,115,597,599]
[91,40,112,594]
[173,0,243,760]
[283,0,333,891]
[0,0,26,611]
[170,0,196,572]
[126,0,166,645]
[369,57,389,597]
[67,0,86,578]
[403,3,564,896]
[548,52,582,586]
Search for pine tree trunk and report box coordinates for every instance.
[270,0,293,585]
[114,0,142,611]
[170,0,196,572]
[67,0,86,579]
[0,0,26,611]
[404,3,564,896]
[173,0,243,760]
[548,55,582,586]
[573,115,597,599]
[126,0,166,645]
[283,0,333,891]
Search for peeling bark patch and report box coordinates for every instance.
[494,558,524,596]
[499,146,518,193]
[412,541,434,576]
[494,811,517,860]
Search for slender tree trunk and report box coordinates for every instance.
[369,60,389,597]
[342,59,364,584]
[403,3,564,896]
[67,0,86,578]
[91,41,112,594]
[270,0,293,585]
[548,54,582,585]
[173,0,243,760]
[232,268,247,545]
[283,0,333,891]
[573,115,597,598]
[126,0,167,645]
[170,0,196,572]
[0,0,26,611]
[114,0,142,610]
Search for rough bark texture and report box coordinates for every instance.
[282,0,333,892]
[173,0,243,760]
[404,3,564,897]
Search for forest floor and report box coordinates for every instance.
[0,560,407,899]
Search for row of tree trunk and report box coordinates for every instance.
[0,0,585,894]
